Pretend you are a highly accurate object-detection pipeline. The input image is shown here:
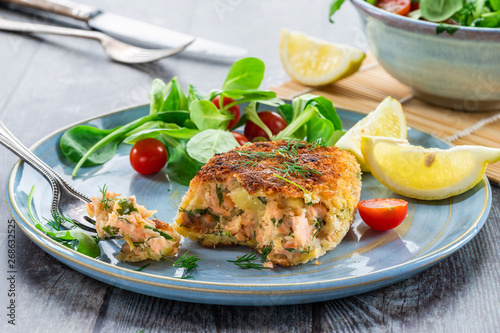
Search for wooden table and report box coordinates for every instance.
[1,1,499,332]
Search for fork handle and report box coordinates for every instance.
[0,16,104,41]
[0,121,88,211]
[1,0,100,21]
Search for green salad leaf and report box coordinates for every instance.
[124,125,199,143]
[329,0,346,23]
[186,129,239,164]
[223,57,265,90]
[190,100,233,131]
[306,118,335,144]
[60,125,122,166]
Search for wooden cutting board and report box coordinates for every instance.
[270,54,500,185]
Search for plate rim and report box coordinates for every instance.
[6,104,492,293]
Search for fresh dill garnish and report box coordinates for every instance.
[301,246,311,254]
[261,245,273,263]
[227,251,270,270]
[102,225,119,236]
[273,174,313,205]
[271,216,284,226]
[174,251,202,279]
[135,263,150,272]
[193,208,209,215]
[208,212,220,223]
[116,198,138,215]
[216,184,224,206]
[98,184,114,210]
[257,196,267,205]
[313,219,323,238]
[285,248,295,252]
[143,224,173,240]
[270,160,322,178]
[117,217,131,224]
[45,210,76,231]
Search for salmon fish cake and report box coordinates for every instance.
[175,140,361,267]
[87,190,181,262]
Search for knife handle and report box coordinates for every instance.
[1,0,100,21]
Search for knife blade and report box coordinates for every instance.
[1,0,247,60]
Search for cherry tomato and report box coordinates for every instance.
[410,2,419,11]
[232,132,249,145]
[212,95,240,130]
[129,138,168,175]
[377,0,411,16]
[357,199,408,231]
[244,111,287,142]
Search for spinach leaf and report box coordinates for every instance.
[243,102,273,139]
[163,77,188,112]
[221,89,275,100]
[188,84,205,104]
[149,78,169,115]
[327,130,346,146]
[190,100,233,131]
[60,125,122,166]
[163,135,202,186]
[223,57,265,91]
[491,0,500,11]
[420,0,463,22]
[329,0,346,23]
[186,129,239,164]
[69,111,190,177]
[290,94,342,130]
[124,125,200,143]
[307,118,335,144]
[278,103,294,125]
[307,95,342,130]
[436,23,460,34]
[275,105,318,140]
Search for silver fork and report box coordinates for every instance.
[0,121,97,236]
[0,17,194,64]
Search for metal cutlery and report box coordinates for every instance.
[1,0,247,60]
[0,16,194,63]
[0,121,96,235]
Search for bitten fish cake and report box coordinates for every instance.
[175,140,361,267]
[87,190,181,262]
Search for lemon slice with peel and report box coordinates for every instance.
[280,29,365,86]
[361,136,500,200]
[335,97,407,172]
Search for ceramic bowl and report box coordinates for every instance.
[351,0,500,111]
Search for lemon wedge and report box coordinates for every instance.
[361,136,500,200]
[280,29,365,86]
[335,97,407,172]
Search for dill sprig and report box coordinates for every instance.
[234,140,322,179]
[227,251,270,270]
[98,184,115,210]
[135,263,150,272]
[270,160,322,178]
[261,245,273,263]
[174,251,203,279]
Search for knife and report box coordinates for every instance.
[1,0,247,60]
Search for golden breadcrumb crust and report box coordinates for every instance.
[190,140,359,198]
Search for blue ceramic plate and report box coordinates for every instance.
[6,105,491,305]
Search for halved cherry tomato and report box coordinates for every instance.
[357,198,408,231]
[212,95,240,130]
[244,111,287,142]
[232,132,249,145]
[130,138,168,175]
[377,0,411,16]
